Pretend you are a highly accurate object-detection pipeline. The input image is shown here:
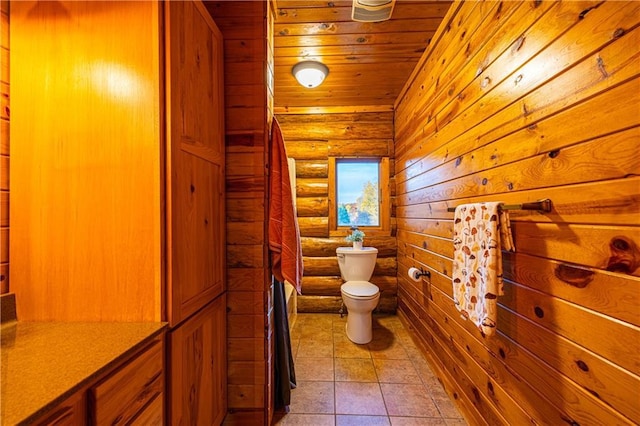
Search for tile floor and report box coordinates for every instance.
[272,313,468,426]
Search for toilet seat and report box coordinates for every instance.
[341,281,379,300]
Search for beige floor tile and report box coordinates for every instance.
[289,381,335,414]
[412,357,442,389]
[368,338,409,360]
[390,417,447,426]
[333,317,348,331]
[291,338,301,360]
[299,327,334,341]
[290,327,302,341]
[402,344,426,361]
[444,418,468,425]
[333,324,348,335]
[380,383,440,417]
[334,358,378,382]
[288,314,462,424]
[372,314,402,329]
[273,413,336,425]
[334,339,372,359]
[393,330,418,349]
[295,357,334,381]
[295,314,332,324]
[297,338,334,358]
[335,382,387,416]
[369,326,396,342]
[336,414,391,425]
[373,359,421,384]
[297,314,336,327]
[433,393,464,419]
[333,326,349,341]
[389,324,411,336]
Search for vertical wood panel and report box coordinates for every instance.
[166,0,226,326]
[395,1,640,424]
[1,0,8,295]
[169,295,226,426]
[9,1,161,320]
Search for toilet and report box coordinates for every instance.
[336,246,380,344]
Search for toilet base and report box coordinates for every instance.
[345,312,373,344]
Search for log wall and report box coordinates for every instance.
[1,0,9,294]
[394,1,640,425]
[205,1,272,424]
[275,111,398,313]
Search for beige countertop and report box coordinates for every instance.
[1,321,167,425]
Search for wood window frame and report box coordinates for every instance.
[328,156,390,237]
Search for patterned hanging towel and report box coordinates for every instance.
[452,202,515,336]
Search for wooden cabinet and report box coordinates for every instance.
[165,0,226,327]
[90,339,164,425]
[10,0,225,324]
[29,335,165,426]
[10,0,226,424]
[34,392,86,426]
[10,0,164,323]
[168,294,227,425]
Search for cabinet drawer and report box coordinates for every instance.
[34,391,85,426]
[130,393,163,425]
[90,338,164,425]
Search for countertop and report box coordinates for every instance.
[1,320,167,425]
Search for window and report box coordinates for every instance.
[329,157,390,235]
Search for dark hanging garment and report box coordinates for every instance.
[273,277,296,411]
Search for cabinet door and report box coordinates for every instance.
[168,294,227,425]
[166,0,226,326]
[10,0,162,322]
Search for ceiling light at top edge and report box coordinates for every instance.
[292,61,329,89]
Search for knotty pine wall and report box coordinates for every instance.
[205,1,273,424]
[394,1,640,425]
[274,111,398,313]
[0,0,9,294]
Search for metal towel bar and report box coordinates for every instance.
[447,198,552,213]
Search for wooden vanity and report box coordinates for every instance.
[1,320,166,425]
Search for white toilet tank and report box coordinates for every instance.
[336,247,378,281]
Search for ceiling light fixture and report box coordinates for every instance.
[352,0,396,22]
[292,61,329,88]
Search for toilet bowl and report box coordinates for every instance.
[336,247,379,344]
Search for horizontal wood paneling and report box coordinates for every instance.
[395,0,640,424]
[296,160,328,178]
[304,256,397,277]
[396,178,640,226]
[296,197,328,217]
[302,275,397,296]
[273,1,452,108]
[206,1,271,420]
[298,294,397,314]
[276,111,397,313]
[302,236,396,257]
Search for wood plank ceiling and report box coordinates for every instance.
[273,0,453,111]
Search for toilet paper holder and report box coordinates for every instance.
[415,268,430,278]
[408,266,431,281]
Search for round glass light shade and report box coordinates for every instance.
[292,61,329,88]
